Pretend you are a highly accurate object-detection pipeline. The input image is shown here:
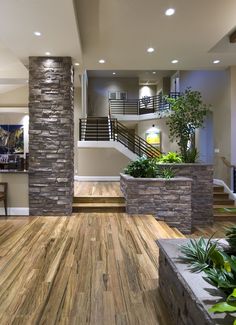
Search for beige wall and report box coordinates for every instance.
[0,173,28,208]
[88,77,139,116]
[0,86,28,106]
[136,118,178,154]
[77,148,131,176]
[230,67,236,166]
[74,87,82,175]
[180,70,231,184]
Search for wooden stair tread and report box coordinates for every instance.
[214,204,236,208]
[73,196,125,203]
[73,203,126,207]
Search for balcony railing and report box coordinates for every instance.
[109,92,180,116]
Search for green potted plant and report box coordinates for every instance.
[167,88,211,163]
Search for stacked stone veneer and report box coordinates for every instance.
[29,57,74,216]
[120,173,193,234]
[157,239,235,325]
[121,164,213,230]
[164,164,214,227]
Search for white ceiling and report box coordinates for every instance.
[0,0,235,94]
[75,0,236,70]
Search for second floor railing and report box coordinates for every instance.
[109,92,180,116]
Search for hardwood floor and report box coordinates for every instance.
[74,181,122,197]
[0,181,233,324]
[0,213,183,325]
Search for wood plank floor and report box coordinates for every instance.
[74,181,122,197]
[0,213,183,325]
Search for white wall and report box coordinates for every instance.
[88,77,139,116]
[139,85,156,98]
[136,118,178,154]
[180,70,230,184]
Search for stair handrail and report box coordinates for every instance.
[221,156,236,193]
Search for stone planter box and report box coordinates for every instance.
[157,239,236,325]
[160,163,214,227]
[120,173,193,234]
[121,163,214,230]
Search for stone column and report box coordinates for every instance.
[29,57,74,216]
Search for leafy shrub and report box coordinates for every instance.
[158,152,182,164]
[124,157,175,179]
[184,147,199,163]
[225,226,236,255]
[158,166,175,179]
[124,156,157,178]
[179,236,218,272]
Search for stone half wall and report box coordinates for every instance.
[29,57,74,216]
[120,173,193,234]
[163,164,214,227]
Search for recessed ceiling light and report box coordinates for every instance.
[45,52,51,56]
[112,72,116,75]
[99,59,105,64]
[165,8,175,16]
[34,31,41,36]
[213,59,220,64]
[147,47,155,53]
[74,62,80,66]
[171,59,179,64]
[152,71,156,74]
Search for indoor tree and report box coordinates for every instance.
[166,88,211,163]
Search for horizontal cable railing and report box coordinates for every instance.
[79,117,161,158]
[109,92,180,116]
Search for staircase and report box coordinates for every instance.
[79,117,161,158]
[72,196,126,213]
[213,185,236,221]
[81,117,110,141]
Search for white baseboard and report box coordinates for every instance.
[74,176,120,182]
[214,179,236,202]
[0,207,29,216]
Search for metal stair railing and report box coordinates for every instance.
[109,92,180,116]
[79,118,162,158]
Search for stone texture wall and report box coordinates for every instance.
[121,164,214,230]
[157,239,234,325]
[162,164,214,227]
[29,57,74,216]
[120,173,192,234]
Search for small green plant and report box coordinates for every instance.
[158,166,175,179]
[179,236,218,272]
[184,147,199,163]
[225,226,236,255]
[124,156,157,178]
[158,152,182,164]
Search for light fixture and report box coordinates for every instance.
[171,59,179,64]
[45,52,51,56]
[165,8,175,16]
[147,47,155,53]
[152,71,156,74]
[99,59,105,64]
[74,62,80,66]
[213,59,220,64]
[112,72,116,75]
[34,31,41,36]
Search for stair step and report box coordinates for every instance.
[213,193,229,199]
[214,214,236,221]
[213,185,225,192]
[214,204,236,208]
[73,196,125,203]
[72,202,126,213]
[214,199,235,205]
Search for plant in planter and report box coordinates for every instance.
[166,88,211,163]
[179,229,236,323]
[157,151,182,164]
[124,156,175,178]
